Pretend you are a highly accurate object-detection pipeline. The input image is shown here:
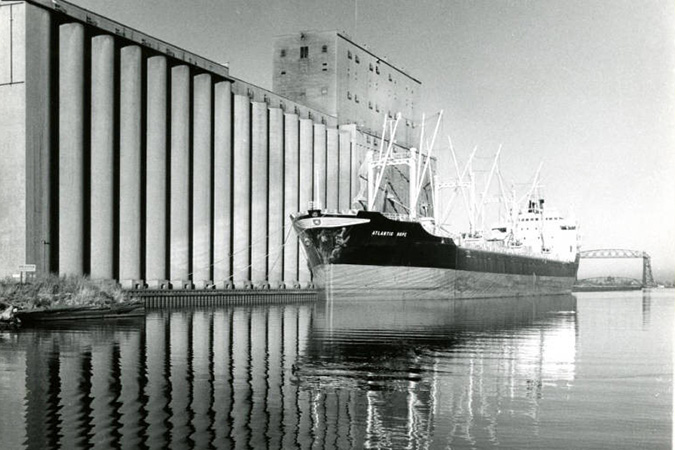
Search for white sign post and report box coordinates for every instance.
[18,264,37,284]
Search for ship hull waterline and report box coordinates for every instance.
[314,263,576,301]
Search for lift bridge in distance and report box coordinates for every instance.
[575,249,657,290]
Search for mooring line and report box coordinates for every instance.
[186,224,296,283]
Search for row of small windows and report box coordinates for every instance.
[344,91,413,126]
[279,61,329,76]
[281,87,329,97]
[519,217,563,222]
[347,91,376,109]
[347,50,398,83]
[280,45,328,59]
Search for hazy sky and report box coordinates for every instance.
[70,0,675,281]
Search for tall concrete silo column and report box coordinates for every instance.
[170,65,191,288]
[232,95,251,288]
[58,22,85,276]
[267,107,284,288]
[298,118,313,286]
[313,124,327,208]
[326,128,339,211]
[24,4,53,276]
[251,101,269,287]
[282,113,299,288]
[145,55,168,287]
[119,45,143,287]
[192,73,213,289]
[213,81,233,288]
[89,34,115,279]
[338,130,352,211]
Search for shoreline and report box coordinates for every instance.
[0,275,139,326]
[0,276,319,326]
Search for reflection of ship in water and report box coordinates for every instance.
[296,295,578,448]
[1,295,577,449]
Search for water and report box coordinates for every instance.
[0,290,672,449]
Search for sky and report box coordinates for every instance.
[70,0,675,282]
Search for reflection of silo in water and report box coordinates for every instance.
[212,309,234,446]
[144,311,170,449]
[190,311,215,448]
[296,305,314,447]
[21,322,147,449]
[281,305,300,449]
[231,308,251,448]
[118,329,145,448]
[54,346,84,448]
[168,312,191,448]
[266,307,283,449]
[250,309,269,449]
[23,342,48,449]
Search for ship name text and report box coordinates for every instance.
[372,230,407,237]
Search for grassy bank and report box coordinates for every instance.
[0,275,136,310]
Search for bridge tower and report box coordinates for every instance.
[642,254,656,287]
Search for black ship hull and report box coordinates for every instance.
[293,210,579,300]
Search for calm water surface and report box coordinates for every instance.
[0,290,672,449]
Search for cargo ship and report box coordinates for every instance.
[292,114,580,299]
[293,202,579,299]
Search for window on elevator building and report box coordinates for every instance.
[300,46,309,58]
